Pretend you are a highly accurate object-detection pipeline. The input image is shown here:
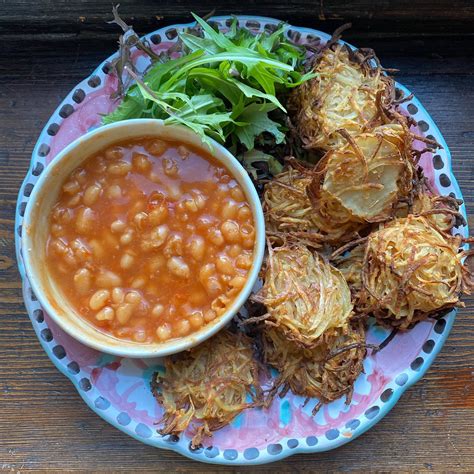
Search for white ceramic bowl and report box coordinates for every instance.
[21,119,265,358]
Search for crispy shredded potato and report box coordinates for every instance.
[359,215,472,329]
[255,243,353,347]
[262,321,366,404]
[289,42,395,152]
[396,191,463,234]
[153,330,262,448]
[263,166,363,243]
[263,167,317,233]
[308,124,415,226]
[333,243,366,296]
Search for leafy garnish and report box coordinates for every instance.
[104,11,314,150]
[241,149,284,179]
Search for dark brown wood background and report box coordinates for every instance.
[1,0,473,471]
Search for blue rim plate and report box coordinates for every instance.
[14,15,468,465]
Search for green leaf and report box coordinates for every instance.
[234,102,285,150]
[179,32,221,54]
[104,11,313,151]
[240,149,283,179]
[187,68,242,105]
[191,13,235,50]
[230,79,286,111]
[102,86,146,124]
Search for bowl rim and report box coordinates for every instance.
[21,118,266,358]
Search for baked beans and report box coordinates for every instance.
[46,137,255,343]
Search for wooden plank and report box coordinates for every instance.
[1,0,474,40]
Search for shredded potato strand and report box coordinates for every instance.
[258,243,353,347]
[289,43,395,151]
[154,330,262,448]
[263,321,366,403]
[360,215,471,329]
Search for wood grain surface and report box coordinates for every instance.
[1,1,473,471]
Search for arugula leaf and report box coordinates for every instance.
[240,149,283,179]
[234,103,286,150]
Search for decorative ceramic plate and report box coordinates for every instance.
[15,15,468,465]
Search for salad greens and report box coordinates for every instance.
[104,12,313,153]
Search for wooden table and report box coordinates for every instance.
[1,1,473,471]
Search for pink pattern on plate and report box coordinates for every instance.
[44,313,100,369]
[47,41,176,163]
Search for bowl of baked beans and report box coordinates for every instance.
[21,119,265,357]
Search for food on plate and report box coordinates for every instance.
[332,243,366,297]
[263,164,363,243]
[308,124,414,224]
[105,11,313,152]
[358,215,473,329]
[262,320,366,404]
[396,190,464,234]
[264,123,416,243]
[30,7,472,448]
[263,165,324,239]
[46,137,255,343]
[152,330,262,448]
[254,243,353,348]
[288,33,395,152]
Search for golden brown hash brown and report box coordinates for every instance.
[359,215,473,329]
[254,243,353,348]
[263,166,363,244]
[153,330,262,448]
[332,243,366,296]
[262,320,366,405]
[288,40,396,152]
[309,124,415,224]
[265,124,417,244]
[396,190,464,234]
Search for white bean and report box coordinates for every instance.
[156,324,171,341]
[105,147,123,160]
[108,161,131,176]
[134,212,148,229]
[106,184,122,199]
[112,287,125,304]
[148,205,168,225]
[221,220,240,244]
[83,183,102,206]
[221,200,239,220]
[216,254,235,275]
[189,311,204,329]
[120,253,135,269]
[125,290,141,305]
[151,304,164,318]
[231,186,245,202]
[96,270,122,288]
[163,158,179,177]
[167,256,190,279]
[132,152,152,172]
[89,289,110,310]
[116,303,134,324]
[75,207,96,234]
[187,235,205,261]
[176,319,191,336]
[73,268,92,295]
[131,276,147,289]
[150,225,169,247]
[96,306,114,321]
[62,180,80,195]
[111,219,126,233]
[146,139,167,156]
[120,230,134,246]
